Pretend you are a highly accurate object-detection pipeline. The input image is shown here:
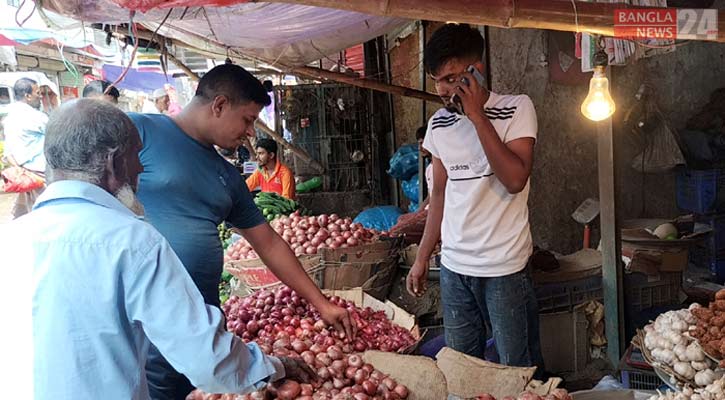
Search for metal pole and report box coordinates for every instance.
[598,68,623,365]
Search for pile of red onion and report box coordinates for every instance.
[189,286,415,399]
[187,354,409,400]
[224,213,388,261]
[223,286,416,353]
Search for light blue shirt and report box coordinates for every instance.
[0,180,282,400]
[2,101,47,173]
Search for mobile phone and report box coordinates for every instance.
[450,65,486,114]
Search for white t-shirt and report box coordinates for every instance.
[142,100,161,114]
[423,91,537,277]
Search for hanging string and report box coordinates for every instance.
[146,8,174,51]
[106,12,140,96]
[15,0,37,28]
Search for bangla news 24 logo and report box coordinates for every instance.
[614,8,718,40]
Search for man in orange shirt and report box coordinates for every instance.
[246,138,295,199]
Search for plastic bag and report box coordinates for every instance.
[402,174,420,203]
[631,100,685,172]
[1,166,44,193]
[353,205,405,232]
[297,176,322,193]
[408,201,419,213]
[387,144,419,180]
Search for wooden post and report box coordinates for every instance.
[417,22,427,206]
[264,0,725,43]
[255,120,325,174]
[598,68,624,365]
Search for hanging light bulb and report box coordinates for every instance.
[581,50,616,121]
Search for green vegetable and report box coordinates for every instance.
[253,192,304,218]
[297,177,322,193]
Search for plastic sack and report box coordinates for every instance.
[353,205,405,232]
[402,173,420,203]
[387,144,419,180]
[1,166,44,193]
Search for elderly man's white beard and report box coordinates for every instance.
[115,184,145,216]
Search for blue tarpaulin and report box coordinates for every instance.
[102,65,171,93]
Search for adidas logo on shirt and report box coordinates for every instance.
[449,164,470,171]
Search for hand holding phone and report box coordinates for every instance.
[451,65,486,115]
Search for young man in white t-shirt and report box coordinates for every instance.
[407,23,544,373]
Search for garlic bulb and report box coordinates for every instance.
[697,370,717,386]
[692,361,710,371]
[687,342,706,362]
[675,361,697,379]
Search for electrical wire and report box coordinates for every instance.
[56,41,81,87]
[627,39,691,49]
[570,0,580,33]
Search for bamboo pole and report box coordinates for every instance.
[264,0,725,43]
[291,66,442,104]
[166,52,200,81]
[255,120,326,174]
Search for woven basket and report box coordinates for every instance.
[224,255,321,290]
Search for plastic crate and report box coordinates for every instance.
[623,271,682,312]
[676,168,725,214]
[619,346,666,390]
[535,274,603,313]
[696,214,725,256]
[620,368,663,390]
[689,244,725,283]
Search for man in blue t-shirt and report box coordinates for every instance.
[129,64,353,400]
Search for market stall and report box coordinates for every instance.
[21,0,725,399]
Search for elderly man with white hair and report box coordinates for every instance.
[142,88,170,114]
[0,99,316,400]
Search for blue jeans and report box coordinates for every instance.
[440,265,545,376]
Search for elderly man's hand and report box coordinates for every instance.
[278,357,318,383]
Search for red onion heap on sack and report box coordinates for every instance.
[224,213,389,261]
[187,286,415,400]
[223,286,416,353]
[187,357,409,400]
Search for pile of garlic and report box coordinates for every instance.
[648,376,725,400]
[644,309,722,387]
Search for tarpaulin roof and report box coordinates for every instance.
[39,0,409,67]
[102,64,173,92]
[0,27,112,58]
